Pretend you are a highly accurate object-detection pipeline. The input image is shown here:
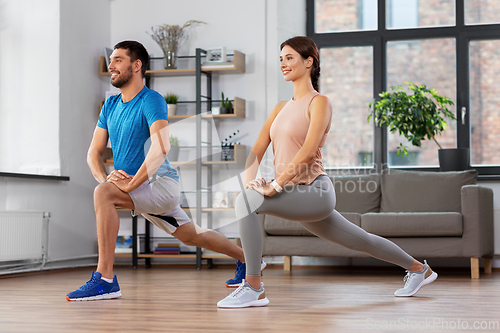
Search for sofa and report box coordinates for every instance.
[258,169,494,278]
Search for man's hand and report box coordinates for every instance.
[106,170,133,183]
[108,177,133,193]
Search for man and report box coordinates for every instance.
[66,41,263,301]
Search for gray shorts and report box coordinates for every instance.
[129,176,191,234]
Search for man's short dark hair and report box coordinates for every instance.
[114,40,149,77]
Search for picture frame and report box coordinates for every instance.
[205,47,227,63]
[103,47,113,69]
[115,230,133,253]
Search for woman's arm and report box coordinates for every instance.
[244,101,288,186]
[273,95,332,189]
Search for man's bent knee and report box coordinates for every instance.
[173,223,206,247]
[94,182,132,209]
[94,182,116,202]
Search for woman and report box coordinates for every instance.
[217,36,437,308]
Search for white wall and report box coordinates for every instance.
[0,0,110,271]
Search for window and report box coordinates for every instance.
[387,38,457,167]
[0,0,61,176]
[320,46,374,168]
[308,0,500,177]
[387,0,455,29]
[470,40,500,166]
[465,0,500,25]
[315,0,378,33]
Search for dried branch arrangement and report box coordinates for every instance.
[149,20,206,53]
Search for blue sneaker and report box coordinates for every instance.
[225,260,267,287]
[66,271,121,301]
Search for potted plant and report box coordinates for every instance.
[169,135,180,161]
[148,20,205,69]
[368,82,467,171]
[220,92,233,114]
[164,93,179,117]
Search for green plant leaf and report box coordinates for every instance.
[367,81,455,153]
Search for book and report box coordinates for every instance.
[155,247,180,251]
[157,243,180,248]
[153,250,180,255]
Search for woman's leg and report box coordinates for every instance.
[298,210,415,269]
[236,176,336,283]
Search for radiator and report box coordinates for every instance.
[0,211,49,262]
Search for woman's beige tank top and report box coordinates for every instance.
[269,90,329,186]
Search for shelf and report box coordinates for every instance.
[100,51,245,76]
[169,97,245,120]
[102,47,246,270]
[114,253,197,259]
[181,207,235,212]
[138,253,197,259]
[200,253,232,259]
[105,144,246,166]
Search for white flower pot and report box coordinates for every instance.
[167,104,178,117]
[169,146,180,161]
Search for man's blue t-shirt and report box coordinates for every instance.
[97,86,179,182]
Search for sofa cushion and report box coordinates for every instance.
[380,169,477,213]
[361,212,463,237]
[330,174,381,214]
[263,213,361,236]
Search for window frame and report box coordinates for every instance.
[307,0,500,179]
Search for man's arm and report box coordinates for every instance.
[109,119,170,192]
[87,126,110,184]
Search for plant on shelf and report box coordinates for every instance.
[169,135,179,147]
[220,92,234,114]
[164,92,179,105]
[168,135,180,161]
[164,93,179,116]
[368,82,455,155]
[148,20,205,69]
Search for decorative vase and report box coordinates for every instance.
[167,104,177,116]
[169,146,180,161]
[220,107,234,114]
[163,50,176,69]
[438,148,470,172]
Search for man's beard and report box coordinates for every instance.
[111,65,133,88]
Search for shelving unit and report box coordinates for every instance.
[100,49,246,269]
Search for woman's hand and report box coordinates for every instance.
[255,184,278,197]
[245,178,266,190]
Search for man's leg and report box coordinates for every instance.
[172,222,244,262]
[66,182,134,301]
[94,182,135,279]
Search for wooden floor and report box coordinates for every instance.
[0,264,499,333]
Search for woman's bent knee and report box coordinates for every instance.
[235,189,264,219]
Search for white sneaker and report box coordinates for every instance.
[217,279,269,308]
[394,260,438,297]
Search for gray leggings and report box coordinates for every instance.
[236,175,415,276]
